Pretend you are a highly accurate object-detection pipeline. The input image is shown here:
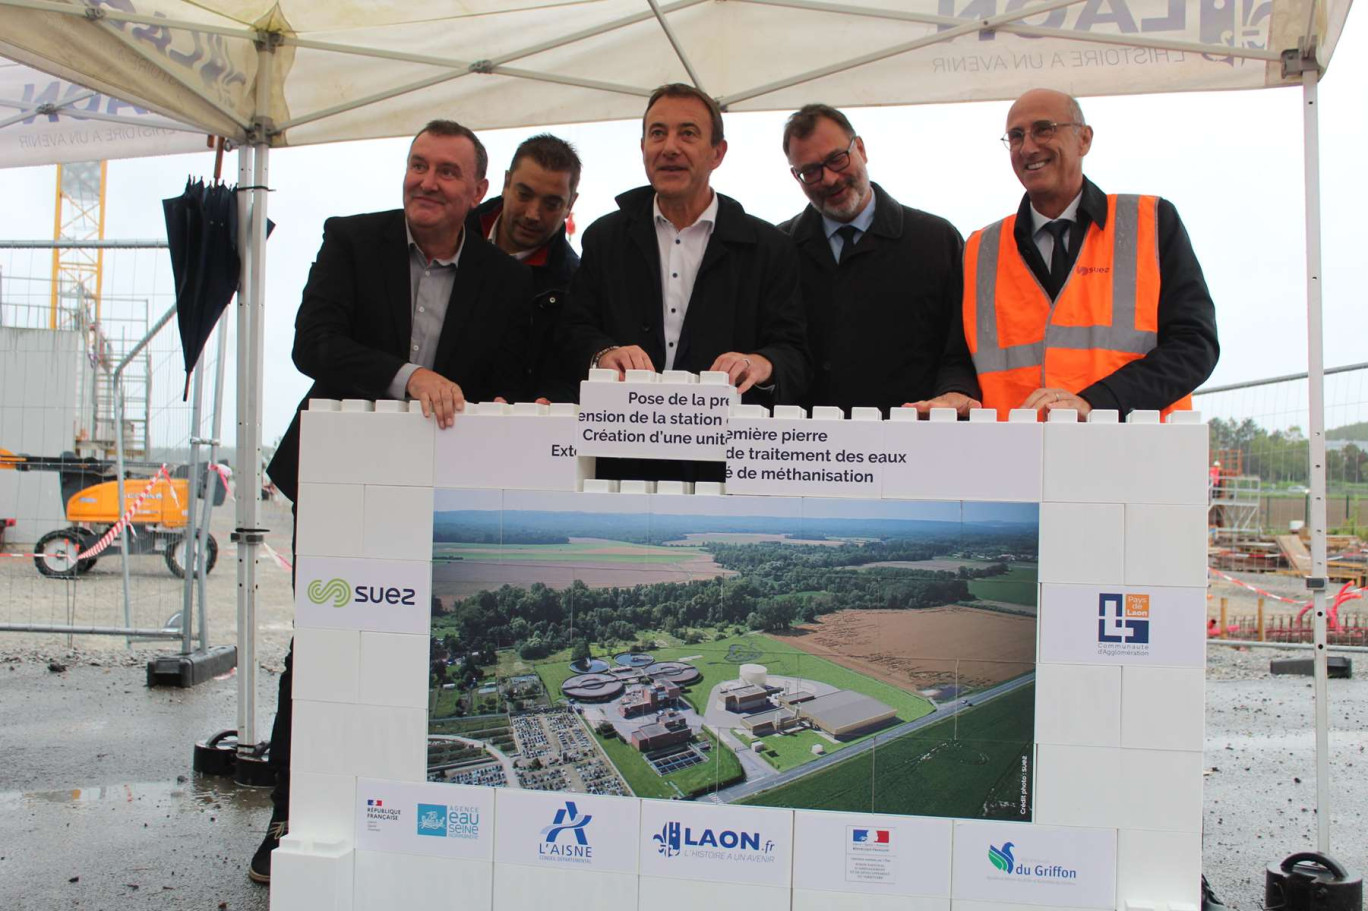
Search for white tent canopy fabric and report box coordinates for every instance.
[0,0,1353,147]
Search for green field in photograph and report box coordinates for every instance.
[592,726,743,799]
[738,682,1034,819]
[967,563,1039,606]
[434,541,708,564]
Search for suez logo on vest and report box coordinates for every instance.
[307,577,417,607]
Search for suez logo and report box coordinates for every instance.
[306,577,416,608]
[416,802,481,839]
[1097,592,1151,653]
[653,821,777,863]
[537,801,593,862]
[987,841,1078,881]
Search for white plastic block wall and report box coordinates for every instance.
[1034,745,1125,828]
[290,772,357,844]
[270,839,355,911]
[1038,584,1208,669]
[1120,667,1205,752]
[348,705,428,782]
[358,632,431,708]
[1114,749,1203,832]
[1124,506,1208,587]
[495,866,638,911]
[291,699,353,777]
[292,627,361,703]
[883,417,1043,502]
[1114,830,1201,910]
[637,877,792,911]
[296,483,365,557]
[1039,503,1124,584]
[362,485,434,560]
[300,407,434,487]
[1033,664,1122,747]
[356,851,493,911]
[1043,420,1207,505]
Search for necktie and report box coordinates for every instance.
[836,225,860,265]
[1044,219,1074,294]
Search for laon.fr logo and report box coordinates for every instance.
[1098,592,1150,644]
[307,577,416,608]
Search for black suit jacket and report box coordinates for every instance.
[1010,177,1219,413]
[467,197,581,402]
[780,183,978,414]
[563,186,810,406]
[267,209,533,501]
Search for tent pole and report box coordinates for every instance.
[1300,65,1331,855]
[234,142,257,749]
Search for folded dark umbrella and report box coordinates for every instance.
[164,178,273,399]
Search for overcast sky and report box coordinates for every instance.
[1,10,1364,449]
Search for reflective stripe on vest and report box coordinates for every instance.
[964,194,1188,417]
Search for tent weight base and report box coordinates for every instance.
[233,741,274,788]
[1269,656,1352,678]
[146,646,237,688]
[193,729,240,777]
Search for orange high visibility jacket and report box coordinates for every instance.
[963,194,1193,420]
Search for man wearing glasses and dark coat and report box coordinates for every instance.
[960,88,1218,420]
[779,103,980,417]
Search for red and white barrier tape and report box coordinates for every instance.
[1208,567,1365,631]
[261,540,293,573]
[1207,568,1308,605]
[0,465,170,563]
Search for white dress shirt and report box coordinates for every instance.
[387,222,465,399]
[1029,191,1083,270]
[654,192,719,371]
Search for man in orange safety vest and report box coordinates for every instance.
[915,88,1218,421]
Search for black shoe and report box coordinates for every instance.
[248,813,288,884]
[1201,875,1227,911]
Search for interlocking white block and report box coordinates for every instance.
[291,699,352,776]
[1039,503,1124,584]
[851,407,882,421]
[792,809,951,899]
[694,482,725,495]
[292,627,361,703]
[474,401,511,415]
[884,418,1042,502]
[773,405,807,419]
[300,409,435,487]
[358,852,492,911]
[1124,505,1207,586]
[583,479,619,493]
[1128,410,1161,424]
[549,403,577,417]
[297,482,366,557]
[1124,902,1159,911]
[1034,664,1121,747]
[661,370,695,384]
[811,405,843,420]
[1117,749,1204,831]
[1047,408,1078,423]
[309,398,341,411]
[795,891,947,911]
[494,865,636,911]
[588,368,618,382]
[348,704,428,782]
[730,404,769,418]
[373,399,404,413]
[289,771,356,844]
[1008,408,1038,423]
[952,901,1086,911]
[969,408,997,423]
[625,369,657,383]
[341,398,374,412]
[362,485,434,560]
[889,406,919,422]
[359,632,430,707]
[638,876,790,911]
[620,480,656,494]
[1043,419,1207,505]
[1039,584,1207,668]
[1121,666,1204,750]
[1034,744,1125,827]
[1166,410,1203,425]
[511,401,547,415]
[270,840,353,911]
[700,371,730,385]
[1116,830,1201,910]
[952,821,1117,908]
[1088,410,1120,423]
[929,407,957,422]
[656,480,692,494]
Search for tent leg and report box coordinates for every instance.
[234,142,259,751]
[1301,67,1331,855]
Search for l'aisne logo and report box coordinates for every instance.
[538,801,593,862]
[307,576,416,608]
[1097,592,1150,654]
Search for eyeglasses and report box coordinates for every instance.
[791,138,857,185]
[1001,120,1084,149]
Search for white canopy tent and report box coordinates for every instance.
[0,0,1352,854]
